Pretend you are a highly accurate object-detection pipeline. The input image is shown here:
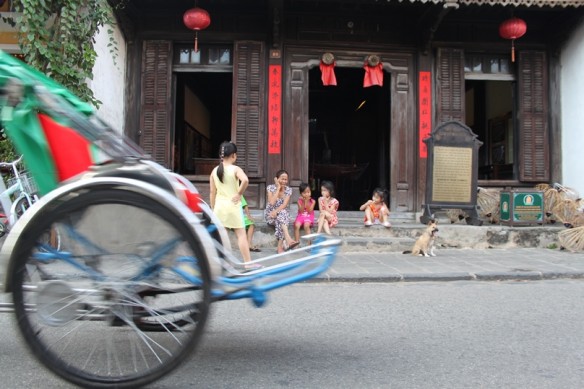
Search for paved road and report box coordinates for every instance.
[0,240,582,388]
[2,280,583,389]
[154,280,584,388]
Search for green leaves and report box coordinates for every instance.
[13,0,120,108]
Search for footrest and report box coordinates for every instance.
[211,235,341,303]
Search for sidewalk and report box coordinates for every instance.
[310,247,584,283]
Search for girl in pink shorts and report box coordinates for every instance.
[294,182,316,244]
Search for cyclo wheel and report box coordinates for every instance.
[8,186,212,388]
[38,223,61,251]
[12,196,61,251]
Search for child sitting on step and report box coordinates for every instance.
[316,180,339,235]
[360,187,391,228]
[294,182,316,244]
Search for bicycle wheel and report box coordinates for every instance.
[38,224,61,251]
[9,187,213,388]
[13,195,32,220]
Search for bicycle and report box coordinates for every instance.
[0,155,61,248]
[0,50,340,388]
[0,154,38,228]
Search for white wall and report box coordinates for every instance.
[560,20,584,195]
[90,23,126,134]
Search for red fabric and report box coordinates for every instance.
[171,173,203,212]
[38,113,93,182]
[363,63,384,87]
[183,190,203,212]
[320,61,337,86]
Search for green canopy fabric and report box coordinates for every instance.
[0,50,96,195]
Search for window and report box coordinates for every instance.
[179,48,201,64]
[175,45,232,67]
[465,54,514,81]
[208,48,231,65]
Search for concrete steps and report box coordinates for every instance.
[237,210,565,253]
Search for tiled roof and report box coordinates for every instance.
[414,0,584,7]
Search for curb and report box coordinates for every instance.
[308,271,584,283]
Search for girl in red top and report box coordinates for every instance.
[316,180,339,234]
[360,187,391,228]
[294,182,316,243]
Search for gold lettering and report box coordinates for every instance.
[431,146,473,203]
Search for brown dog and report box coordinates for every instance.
[403,220,439,257]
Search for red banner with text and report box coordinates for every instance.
[418,71,432,158]
[268,65,282,154]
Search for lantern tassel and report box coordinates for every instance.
[194,32,199,53]
[511,39,515,62]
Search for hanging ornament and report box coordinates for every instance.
[320,52,337,86]
[499,17,527,63]
[183,6,211,53]
[363,55,383,88]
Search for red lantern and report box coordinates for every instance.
[499,17,527,63]
[183,7,211,53]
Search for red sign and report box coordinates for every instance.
[268,65,282,154]
[419,71,432,158]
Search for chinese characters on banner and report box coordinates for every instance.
[268,65,282,154]
[419,71,432,158]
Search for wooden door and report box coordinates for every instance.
[518,51,549,182]
[232,41,266,178]
[139,40,173,168]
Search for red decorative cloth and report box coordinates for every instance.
[363,63,383,87]
[38,113,93,182]
[320,61,337,86]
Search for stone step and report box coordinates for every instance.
[230,211,565,253]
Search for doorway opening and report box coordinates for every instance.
[465,80,515,181]
[173,72,232,175]
[308,67,390,210]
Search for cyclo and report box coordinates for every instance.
[0,51,340,388]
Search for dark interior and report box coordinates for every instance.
[174,72,232,174]
[309,66,390,210]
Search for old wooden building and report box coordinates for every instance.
[112,0,584,212]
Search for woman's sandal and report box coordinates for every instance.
[285,241,299,251]
[250,246,261,252]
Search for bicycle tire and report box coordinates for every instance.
[9,187,212,388]
[13,195,32,220]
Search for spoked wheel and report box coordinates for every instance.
[38,224,62,251]
[9,187,212,388]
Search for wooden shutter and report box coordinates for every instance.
[518,51,549,182]
[140,40,172,168]
[232,41,265,177]
[436,48,465,124]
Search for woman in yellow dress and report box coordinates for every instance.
[210,142,260,270]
